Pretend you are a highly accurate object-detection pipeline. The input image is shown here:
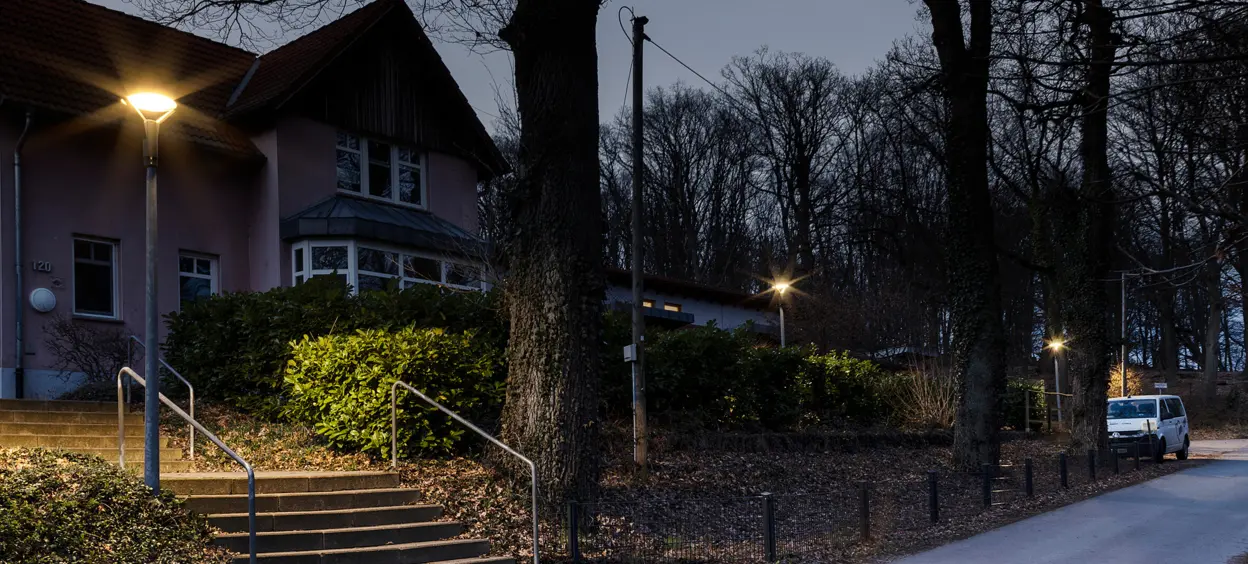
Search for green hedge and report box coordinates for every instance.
[0,449,228,563]
[164,278,504,416]
[602,323,892,430]
[283,327,505,457]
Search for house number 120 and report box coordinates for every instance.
[32,261,52,273]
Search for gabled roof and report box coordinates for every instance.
[604,267,776,311]
[0,0,260,156]
[226,0,396,116]
[0,0,504,171]
[280,194,486,256]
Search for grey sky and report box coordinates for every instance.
[92,0,925,131]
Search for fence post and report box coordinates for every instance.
[1112,449,1119,474]
[928,470,939,524]
[1134,441,1141,470]
[762,493,776,562]
[1059,453,1068,489]
[1024,389,1030,435]
[1087,449,1096,482]
[859,482,871,541]
[981,464,992,509]
[1024,458,1033,497]
[568,500,580,563]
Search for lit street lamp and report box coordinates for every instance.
[773,281,790,347]
[1047,339,1065,422]
[125,92,176,491]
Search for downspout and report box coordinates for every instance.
[13,110,32,399]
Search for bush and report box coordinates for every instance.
[642,324,748,426]
[283,327,505,457]
[1004,378,1046,431]
[165,278,504,416]
[0,448,228,563]
[890,360,958,429]
[801,351,895,425]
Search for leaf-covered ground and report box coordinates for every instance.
[161,408,1200,563]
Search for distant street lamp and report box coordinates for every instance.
[773,281,790,347]
[1047,339,1065,422]
[124,92,177,491]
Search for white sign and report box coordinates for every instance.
[1154,382,1168,389]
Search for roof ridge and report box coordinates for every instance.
[62,0,258,57]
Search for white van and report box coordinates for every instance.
[1106,395,1189,462]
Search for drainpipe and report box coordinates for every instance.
[13,110,32,399]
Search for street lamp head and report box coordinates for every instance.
[124,92,177,122]
[1047,340,1065,351]
[773,281,790,295]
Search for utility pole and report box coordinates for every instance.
[629,14,649,475]
[1121,270,1127,398]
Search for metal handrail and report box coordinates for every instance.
[128,335,195,459]
[117,367,255,564]
[390,380,539,564]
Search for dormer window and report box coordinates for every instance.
[336,131,425,207]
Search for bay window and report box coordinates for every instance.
[291,240,482,293]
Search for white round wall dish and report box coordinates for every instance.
[29,288,56,313]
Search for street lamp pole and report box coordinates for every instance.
[1048,340,1065,423]
[1121,271,1128,397]
[126,93,176,491]
[773,282,789,347]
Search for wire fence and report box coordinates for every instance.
[564,441,1169,563]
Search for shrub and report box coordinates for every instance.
[165,279,503,416]
[43,315,132,384]
[739,344,808,429]
[1004,378,1046,431]
[890,360,958,429]
[642,324,748,426]
[801,352,895,425]
[283,327,505,457]
[0,448,228,564]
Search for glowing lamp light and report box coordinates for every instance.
[124,92,178,122]
[1047,340,1066,351]
[773,282,790,295]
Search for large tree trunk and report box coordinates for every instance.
[1062,0,1118,453]
[924,0,1007,470]
[1202,259,1224,403]
[497,0,603,509]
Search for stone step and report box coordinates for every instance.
[227,538,491,564]
[209,505,443,533]
[0,410,143,425]
[123,460,196,473]
[185,488,422,514]
[0,434,168,449]
[162,471,400,496]
[214,521,463,554]
[0,399,118,413]
[0,422,147,437]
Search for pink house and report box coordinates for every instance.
[0,0,506,398]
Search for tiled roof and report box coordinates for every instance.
[227,0,398,116]
[280,194,486,256]
[0,0,261,156]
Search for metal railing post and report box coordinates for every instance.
[858,483,871,541]
[117,367,254,564]
[1024,459,1033,497]
[981,464,992,509]
[129,336,194,459]
[762,493,776,561]
[391,380,540,564]
[1059,453,1068,489]
[928,470,939,523]
[568,501,580,563]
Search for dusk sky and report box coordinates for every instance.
[92,0,925,131]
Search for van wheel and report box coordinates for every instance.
[1154,438,1167,463]
[1177,437,1189,460]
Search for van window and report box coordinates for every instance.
[1166,398,1185,417]
[1108,399,1156,419]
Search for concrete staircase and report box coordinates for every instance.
[164,472,513,564]
[0,398,192,472]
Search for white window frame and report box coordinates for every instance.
[290,240,482,294]
[72,236,120,319]
[177,252,219,308]
[336,131,427,209]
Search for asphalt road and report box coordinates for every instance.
[892,440,1248,564]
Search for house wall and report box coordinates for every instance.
[0,114,253,399]
[426,152,479,234]
[605,284,776,330]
